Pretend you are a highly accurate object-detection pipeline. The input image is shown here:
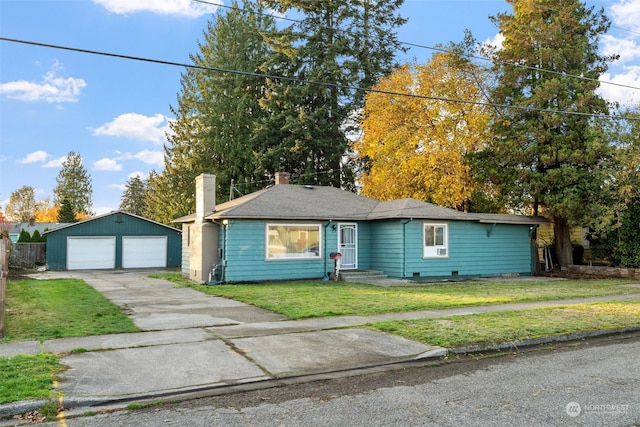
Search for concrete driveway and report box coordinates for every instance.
[1,269,440,412]
[44,269,287,330]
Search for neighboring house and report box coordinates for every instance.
[8,219,68,242]
[174,173,548,283]
[44,211,182,270]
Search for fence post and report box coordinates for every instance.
[0,232,10,338]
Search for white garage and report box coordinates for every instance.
[122,236,167,268]
[67,236,116,270]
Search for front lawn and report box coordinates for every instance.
[0,354,60,404]
[367,300,640,348]
[160,274,639,319]
[3,278,140,342]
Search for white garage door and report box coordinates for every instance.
[122,236,167,268]
[67,237,116,270]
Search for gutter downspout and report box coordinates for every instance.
[401,219,413,278]
[324,220,333,280]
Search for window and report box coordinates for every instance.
[266,224,321,260]
[423,223,448,258]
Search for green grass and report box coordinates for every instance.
[368,300,640,348]
[0,354,60,404]
[168,277,639,319]
[3,278,140,342]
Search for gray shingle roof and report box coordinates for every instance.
[208,185,379,220]
[178,184,548,225]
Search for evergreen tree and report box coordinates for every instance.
[53,151,94,216]
[475,0,616,267]
[119,175,148,216]
[257,0,406,188]
[150,0,276,225]
[57,198,77,223]
[17,229,31,243]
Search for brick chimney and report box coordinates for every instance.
[275,172,290,185]
[195,173,216,221]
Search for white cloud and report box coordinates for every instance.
[128,171,149,180]
[92,0,219,17]
[128,150,165,166]
[19,150,49,164]
[484,32,504,52]
[94,157,123,171]
[0,62,87,103]
[602,35,640,63]
[92,113,170,144]
[599,66,640,106]
[43,157,67,168]
[609,0,640,33]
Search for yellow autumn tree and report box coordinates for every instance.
[354,39,493,211]
[34,205,59,222]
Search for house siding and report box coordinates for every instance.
[222,220,341,282]
[46,213,182,270]
[181,224,190,277]
[393,220,534,279]
[369,220,406,278]
[213,218,535,282]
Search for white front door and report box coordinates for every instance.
[338,223,357,270]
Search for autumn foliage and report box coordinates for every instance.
[354,48,491,211]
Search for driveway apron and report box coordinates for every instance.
[25,270,439,403]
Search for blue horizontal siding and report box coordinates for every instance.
[223,220,340,282]
[397,220,534,279]
[219,218,534,282]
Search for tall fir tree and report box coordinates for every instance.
[475,0,616,267]
[53,151,94,216]
[148,1,276,225]
[119,175,148,216]
[57,198,77,223]
[257,0,406,188]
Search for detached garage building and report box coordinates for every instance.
[44,211,182,270]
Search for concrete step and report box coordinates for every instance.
[340,270,388,282]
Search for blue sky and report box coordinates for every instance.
[1,0,639,216]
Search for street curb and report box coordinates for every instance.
[2,326,639,423]
[445,326,640,355]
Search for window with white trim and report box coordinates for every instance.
[266,224,321,260]
[423,223,448,258]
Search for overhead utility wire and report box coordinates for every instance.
[1,37,636,122]
[194,0,640,94]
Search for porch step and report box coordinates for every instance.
[340,270,388,283]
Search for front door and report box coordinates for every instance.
[338,223,357,270]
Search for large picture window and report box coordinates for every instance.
[423,223,448,258]
[266,224,321,260]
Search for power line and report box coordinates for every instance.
[194,0,640,94]
[1,37,637,122]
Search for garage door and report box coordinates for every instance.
[122,236,167,268]
[67,237,116,270]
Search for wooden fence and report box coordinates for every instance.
[1,236,9,338]
[13,243,46,265]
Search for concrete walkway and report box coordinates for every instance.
[1,270,639,419]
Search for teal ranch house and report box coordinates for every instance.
[174,173,547,284]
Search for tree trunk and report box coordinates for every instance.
[552,216,573,269]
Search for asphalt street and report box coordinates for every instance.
[35,335,639,427]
